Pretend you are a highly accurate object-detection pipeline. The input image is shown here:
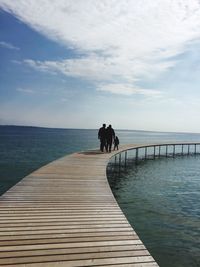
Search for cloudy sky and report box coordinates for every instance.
[1,0,200,132]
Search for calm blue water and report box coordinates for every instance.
[0,126,99,194]
[108,156,200,267]
[0,125,200,267]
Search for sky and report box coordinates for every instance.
[1,1,200,132]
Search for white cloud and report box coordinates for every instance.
[11,59,22,64]
[61,98,69,102]
[16,88,34,94]
[1,0,200,95]
[0,41,20,50]
[97,83,162,97]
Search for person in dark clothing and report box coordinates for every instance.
[114,136,119,150]
[98,124,107,152]
[106,125,115,152]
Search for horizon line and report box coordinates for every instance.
[1,124,200,135]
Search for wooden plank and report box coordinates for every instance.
[0,250,151,265]
[0,245,146,258]
[0,235,139,246]
[1,256,156,267]
[0,230,136,242]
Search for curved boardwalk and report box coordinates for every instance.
[0,145,159,266]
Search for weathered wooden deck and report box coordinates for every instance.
[0,145,159,266]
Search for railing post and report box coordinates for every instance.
[173,145,175,158]
[188,144,190,155]
[119,153,121,172]
[166,145,168,157]
[125,151,127,168]
[153,146,156,159]
[195,144,197,155]
[135,148,139,164]
[145,147,147,160]
[182,144,184,156]
[159,145,161,158]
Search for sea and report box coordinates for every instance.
[0,125,200,267]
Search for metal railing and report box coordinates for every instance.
[108,143,200,173]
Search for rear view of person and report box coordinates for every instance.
[106,125,115,152]
[98,124,107,152]
[114,136,119,150]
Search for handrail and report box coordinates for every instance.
[109,142,200,169]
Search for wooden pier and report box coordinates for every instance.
[0,145,159,266]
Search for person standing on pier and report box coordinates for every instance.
[106,125,115,152]
[114,136,119,150]
[98,123,107,152]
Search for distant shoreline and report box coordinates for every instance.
[1,124,200,135]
